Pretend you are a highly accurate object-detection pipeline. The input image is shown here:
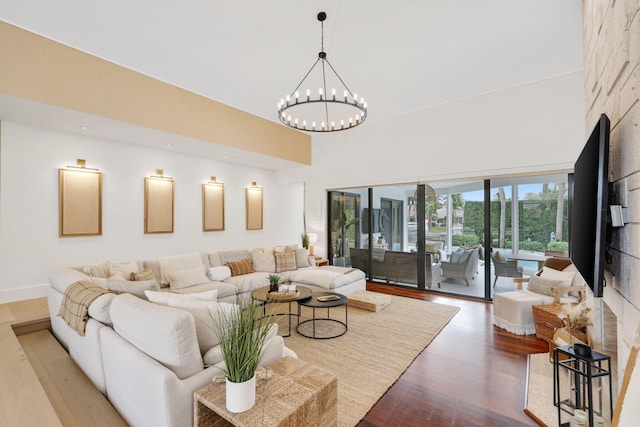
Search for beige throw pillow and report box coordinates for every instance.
[526,274,570,297]
[106,279,160,299]
[130,265,156,281]
[83,261,111,278]
[295,248,310,268]
[275,251,297,273]
[166,266,209,290]
[252,247,276,272]
[110,261,139,277]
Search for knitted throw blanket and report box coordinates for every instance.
[58,280,108,336]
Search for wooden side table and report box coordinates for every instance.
[314,257,329,267]
[194,356,337,427]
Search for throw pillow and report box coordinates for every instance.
[110,261,139,277]
[493,251,503,262]
[166,296,238,354]
[83,261,111,278]
[130,265,156,281]
[106,279,160,299]
[219,250,252,266]
[449,249,464,264]
[226,258,253,276]
[88,293,116,324]
[90,272,127,289]
[166,265,209,291]
[203,345,224,367]
[540,266,575,285]
[275,251,297,273]
[207,266,232,281]
[252,247,276,272]
[526,274,570,297]
[295,248,310,268]
[145,289,218,305]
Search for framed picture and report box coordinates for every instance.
[246,185,263,230]
[59,168,102,237]
[145,177,174,233]
[202,182,224,231]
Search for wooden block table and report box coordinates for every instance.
[194,356,337,427]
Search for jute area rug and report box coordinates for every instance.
[525,353,572,426]
[276,294,459,427]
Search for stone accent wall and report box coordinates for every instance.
[583,0,640,388]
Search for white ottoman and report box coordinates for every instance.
[493,291,544,335]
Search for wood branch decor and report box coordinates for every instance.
[59,162,102,237]
[144,171,174,234]
[202,177,224,231]
[246,182,263,230]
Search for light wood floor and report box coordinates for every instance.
[3,289,547,427]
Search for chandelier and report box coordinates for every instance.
[277,12,367,133]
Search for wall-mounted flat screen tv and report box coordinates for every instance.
[569,113,610,298]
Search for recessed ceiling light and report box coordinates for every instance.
[165,143,173,148]
[79,125,88,130]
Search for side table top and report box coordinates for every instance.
[297,291,347,308]
[251,286,312,303]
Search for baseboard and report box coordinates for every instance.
[0,283,49,304]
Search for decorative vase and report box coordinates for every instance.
[225,374,256,413]
[269,282,279,293]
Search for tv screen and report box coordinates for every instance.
[569,113,610,297]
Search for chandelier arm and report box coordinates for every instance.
[288,58,322,96]
[324,58,357,98]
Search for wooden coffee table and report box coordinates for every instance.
[251,286,312,337]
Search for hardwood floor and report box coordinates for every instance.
[359,283,548,427]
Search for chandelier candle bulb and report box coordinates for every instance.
[332,88,336,100]
[319,88,323,100]
[295,91,299,102]
[306,89,310,101]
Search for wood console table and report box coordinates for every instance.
[194,356,337,426]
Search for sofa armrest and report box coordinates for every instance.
[513,277,529,290]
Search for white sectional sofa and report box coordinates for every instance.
[46,244,365,427]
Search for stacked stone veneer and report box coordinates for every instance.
[584,0,640,390]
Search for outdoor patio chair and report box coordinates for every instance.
[440,246,480,286]
[491,251,523,287]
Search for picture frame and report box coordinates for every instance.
[59,168,102,237]
[144,177,174,234]
[202,182,225,231]
[246,185,263,230]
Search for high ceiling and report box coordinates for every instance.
[0,1,583,167]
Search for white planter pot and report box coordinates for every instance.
[225,375,256,413]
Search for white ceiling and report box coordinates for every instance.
[0,0,584,168]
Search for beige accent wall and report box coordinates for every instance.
[0,20,311,164]
[583,0,640,388]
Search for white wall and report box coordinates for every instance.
[280,72,586,257]
[0,121,304,303]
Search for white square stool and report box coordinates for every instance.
[493,291,544,335]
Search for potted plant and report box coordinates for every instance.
[211,299,275,413]
[268,274,281,293]
[558,302,592,355]
[545,241,569,258]
[301,233,309,250]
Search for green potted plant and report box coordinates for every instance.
[545,241,569,257]
[301,233,309,250]
[268,273,281,293]
[211,299,275,413]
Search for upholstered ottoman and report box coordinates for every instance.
[493,291,543,335]
[347,290,391,312]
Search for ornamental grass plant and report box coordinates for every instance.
[211,298,275,383]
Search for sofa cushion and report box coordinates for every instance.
[207,252,223,267]
[166,265,209,291]
[223,272,270,294]
[541,266,575,285]
[130,265,155,281]
[252,247,276,272]
[227,258,253,276]
[48,267,90,293]
[172,281,238,300]
[275,251,296,273]
[219,250,252,265]
[106,279,160,298]
[144,289,218,305]
[167,296,238,354]
[157,252,203,286]
[292,267,365,290]
[207,266,232,281]
[109,293,203,379]
[142,259,163,286]
[295,248,310,268]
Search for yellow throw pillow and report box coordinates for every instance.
[226,258,254,276]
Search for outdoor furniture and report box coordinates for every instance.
[440,246,480,286]
[491,252,523,287]
[349,248,441,288]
